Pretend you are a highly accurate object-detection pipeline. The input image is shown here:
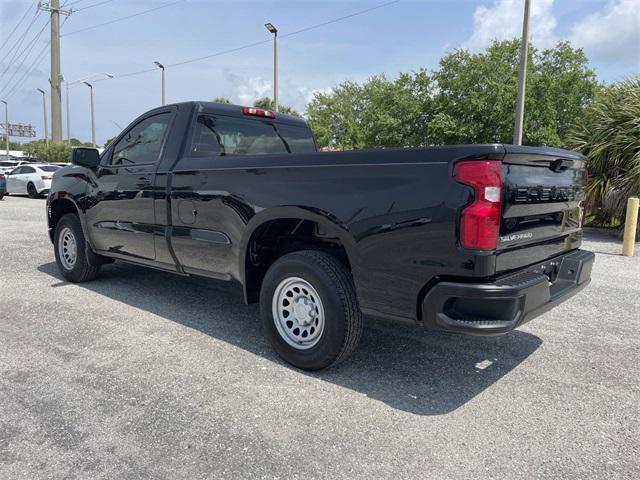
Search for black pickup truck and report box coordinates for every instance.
[47,101,594,370]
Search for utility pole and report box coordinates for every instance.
[513,0,531,146]
[37,89,49,146]
[1,100,8,159]
[265,23,278,112]
[38,1,72,143]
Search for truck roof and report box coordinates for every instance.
[158,101,308,128]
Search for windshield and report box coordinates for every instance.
[190,115,316,157]
[38,166,61,172]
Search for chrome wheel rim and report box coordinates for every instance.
[272,277,325,350]
[58,227,77,270]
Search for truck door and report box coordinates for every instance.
[85,111,174,262]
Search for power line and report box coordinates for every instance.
[73,0,116,12]
[3,42,49,100]
[92,0,400,82]
[0,0,38,54]
[281,0,400,38]
[0,19,50,97]
[61,0,186,37]
[4,0,399,104]
[0,10,42,82]
[2,15,71,101]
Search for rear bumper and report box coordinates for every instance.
[421,249,595,335]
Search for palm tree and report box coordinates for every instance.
[567,77,640,226]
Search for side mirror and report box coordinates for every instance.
[71,147,100,168]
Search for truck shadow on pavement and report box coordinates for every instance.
[38,261,542,416]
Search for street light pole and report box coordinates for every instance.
[513,0,531,146]
[1,100,8,159]
[154,61,165,105]
[264,22,278,112]
[66,73,113,145]
[66,81,70,144]
[37,88,49,146]
[84,82,96,148]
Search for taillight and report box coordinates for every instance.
[453,160,503,250]
[242,106,276,119]
[41,175,52,180]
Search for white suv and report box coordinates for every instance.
[5,164,61,198]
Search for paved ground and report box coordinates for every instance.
[0,195,638,480]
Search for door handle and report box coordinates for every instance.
[135,176,151,188]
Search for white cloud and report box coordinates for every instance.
[462,0,558,52]
[569,0,640,65]
[225,72,334,113]
[462,0,639,67]
[233,75,272,105]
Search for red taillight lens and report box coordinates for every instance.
[41,175,52,180]
[242,106,276,119]
[453,160,503,251]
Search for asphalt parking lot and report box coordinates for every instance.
[1,194,638,479]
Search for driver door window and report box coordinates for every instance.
[110,113,171,167]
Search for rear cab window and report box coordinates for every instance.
[189,114,316,158]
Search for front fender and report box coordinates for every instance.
[47,168,95,247]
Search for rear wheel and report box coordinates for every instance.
[54,213,101,282]
[0,193,4,200]
[260,250,363,370]
[27,182,39,199]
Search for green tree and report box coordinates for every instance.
[0,136,23,150]
[253,97,302,118]
[22,140,72,162]
[307,71,433,149]
[567,77,640,224]
[213,96,231,104]
[307,39,598,149]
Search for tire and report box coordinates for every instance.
[54,213,101,282]
[260,250,363,370]
[0,193,4,200]
[27,182,39,199]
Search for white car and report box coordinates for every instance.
[0,160,35,174]
[5,163,61,198]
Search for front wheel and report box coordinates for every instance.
[54,213,101,282]
[260,250,363,370]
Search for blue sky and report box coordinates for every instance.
[1,0,639,145]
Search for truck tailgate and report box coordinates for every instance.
[496,145,587,273]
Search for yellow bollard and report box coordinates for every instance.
[622,197,639,256]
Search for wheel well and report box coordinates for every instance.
[48,199,78,236]
[244,218,351,303]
